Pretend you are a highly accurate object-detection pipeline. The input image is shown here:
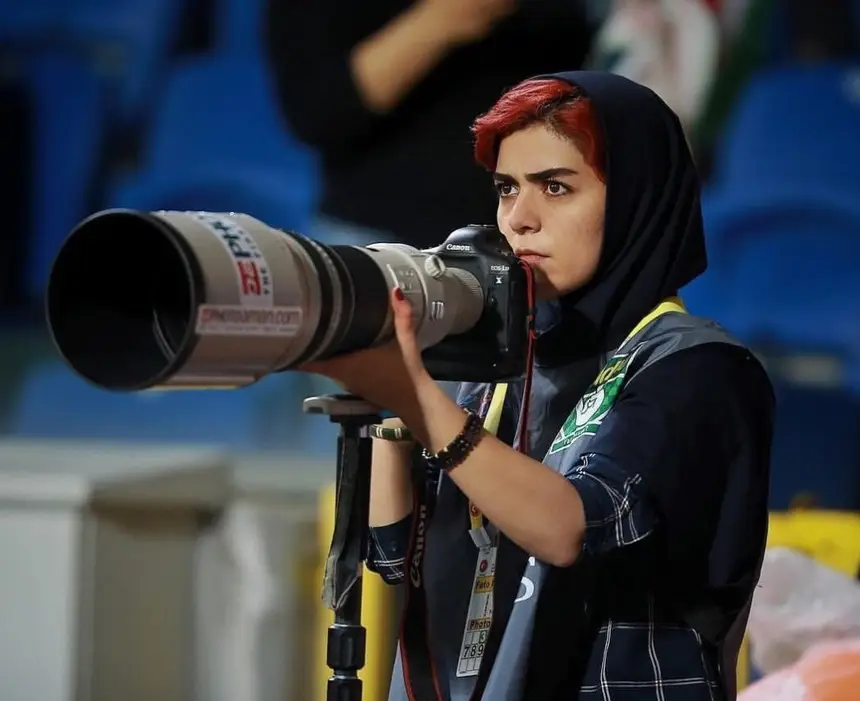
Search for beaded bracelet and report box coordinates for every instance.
[369,423,414,443]
[421,411,484,473]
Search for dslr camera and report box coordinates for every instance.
[46,210,531,391]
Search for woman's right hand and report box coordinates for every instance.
[417,0,517,46]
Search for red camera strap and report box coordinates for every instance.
[400,262,536,701]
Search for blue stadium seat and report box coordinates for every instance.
[110,54,318,236]
[698,200,860,389]
[9,361,335,452]
[704,62,860,260]
[708,62,860,198]
[24,51,107,301]
[214,0,265,55]
[733,64,859,181]
[769,380,860,510]
[59,0,188,126]
[701,63,860,272]
[718,229,860,344]
[0,0,64,45]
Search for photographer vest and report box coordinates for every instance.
[390,301,764,701]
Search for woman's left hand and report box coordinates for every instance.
[301,287,434,419]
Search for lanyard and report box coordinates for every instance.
[467,384,508,541]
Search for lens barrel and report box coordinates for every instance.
[46,210,484,391]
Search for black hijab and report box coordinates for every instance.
[530,70,707,380]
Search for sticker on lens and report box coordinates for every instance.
[195,304,302,337]
[191,213,273,305]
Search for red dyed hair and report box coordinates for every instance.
[472,79,606,181]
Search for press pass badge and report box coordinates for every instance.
[456,545,497,678]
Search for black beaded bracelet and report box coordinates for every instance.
[369,423,414,443]
[421,411,484,473]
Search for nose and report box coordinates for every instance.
[505,189,540,236]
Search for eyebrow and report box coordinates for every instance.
[492,167,578,183]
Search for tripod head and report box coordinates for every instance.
[303,394,382,421]
[303,394,382,701]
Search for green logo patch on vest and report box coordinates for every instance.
[548,346,641,455]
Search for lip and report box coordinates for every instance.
[514,249,547,258]
[515,249,548,264]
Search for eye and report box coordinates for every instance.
[494,181,518,198]
[543,180,570,197]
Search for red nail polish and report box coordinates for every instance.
[393,287,405,301]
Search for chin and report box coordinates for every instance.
[534,282,559,302]
[535,275,591,302]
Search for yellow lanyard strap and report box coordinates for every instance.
[467,384,509,532]
[624,296,685,344]
[467,296,687,535]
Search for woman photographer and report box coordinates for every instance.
[306,71,774,701]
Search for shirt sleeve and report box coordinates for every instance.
[566,452,657,554]
[263,0,382,152]
[365,383,479,584]
[366,514,412,585]
[563,342,774,559]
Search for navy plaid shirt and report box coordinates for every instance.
[366,344,772,700]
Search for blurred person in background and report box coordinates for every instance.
[587,0,722,133]
[586,0,859,171]
[264,0,605,250]
[305,71,774,700]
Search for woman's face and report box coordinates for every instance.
[494,123,606,300]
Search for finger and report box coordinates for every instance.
[391,287,423,371]
[392,286,415,338]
